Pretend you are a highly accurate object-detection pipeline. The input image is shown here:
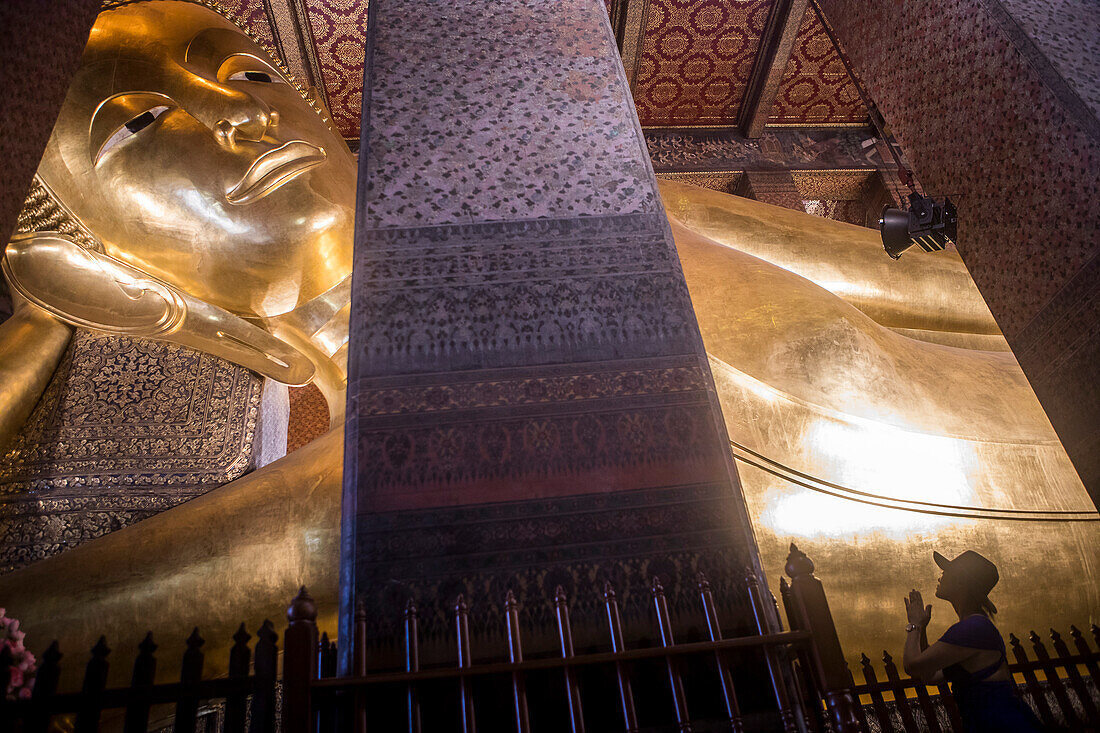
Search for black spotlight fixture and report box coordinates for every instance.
[879,192,958,259]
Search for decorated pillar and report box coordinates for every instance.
[341,0,764,662]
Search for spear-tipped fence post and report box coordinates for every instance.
[353,599,368,733]
[225,624,251,733]
[783,544,859,733]
[858,652,890,729]
[405,598,422,733]
[283,587,319,733]
[174,627,205,733]
[454,595,477,733]
[1008,633,1055,729]
[554,585,585,733]
[319,632,337,678]
[74,636,110,733]
[880,650,918,732]
[1029,629,1078,726]
[907,664,943,733]
[651,577,691,732]
[318,632,337,732]
[1070,625,1100,681]
[250,619,278,733]
[123,632,157,733]
[504,590,531,733]
[603,582,638,733]
[27,641,61,733]
[1050,627,1099,726]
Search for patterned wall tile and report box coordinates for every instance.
[768,6,864,125]
[304,0,368,138]
[633,0,775,126]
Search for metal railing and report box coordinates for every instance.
[1,544,965,732]
[849,624,1100,732]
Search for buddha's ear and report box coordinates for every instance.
[3,232,316,385]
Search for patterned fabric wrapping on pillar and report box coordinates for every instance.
[341,0,766,672]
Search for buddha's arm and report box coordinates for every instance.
[0,299,71,452]
[659,179,1001,337]
[674,220,1054,443]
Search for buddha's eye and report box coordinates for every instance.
[95,105,171,165]
[228,70,282,84]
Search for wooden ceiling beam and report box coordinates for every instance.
[736,0,810,138]
[262,0,331,113]
[617,0,652,93]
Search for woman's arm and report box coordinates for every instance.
[904,639,976,681]
[902,590,975,680]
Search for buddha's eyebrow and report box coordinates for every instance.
[184,28,214,65]
[184,27,240,68]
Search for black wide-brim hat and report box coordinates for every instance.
[934,550,999,614]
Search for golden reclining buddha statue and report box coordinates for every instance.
[0,0,1095,684]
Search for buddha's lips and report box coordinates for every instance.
[226,140,326,204]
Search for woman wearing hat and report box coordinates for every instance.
[903,550,1042,731]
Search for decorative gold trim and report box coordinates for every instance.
[261,0,311,86]
[621,0,650,93]
[285,0,331,113]
[763,121,871,128]
[787,168,875,174]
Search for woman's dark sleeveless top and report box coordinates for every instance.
[938,615,1042,732]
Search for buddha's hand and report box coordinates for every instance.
[905,589,932,628]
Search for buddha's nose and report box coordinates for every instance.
[213,102,279,147]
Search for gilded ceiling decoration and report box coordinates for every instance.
[768,5,866,124]
[303,0,368,138]
[221,0,865,137]
[218,0,277,50]
[633,0,775,126]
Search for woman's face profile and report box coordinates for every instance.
[35,1,355,318]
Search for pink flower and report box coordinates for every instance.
[1,612,36,701]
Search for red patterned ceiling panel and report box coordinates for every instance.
[768,7,865,125]
[220,0,277,51]
[634,0,775,127]
[304,0,368,138]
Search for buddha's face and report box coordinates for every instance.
[36,1,354,318]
